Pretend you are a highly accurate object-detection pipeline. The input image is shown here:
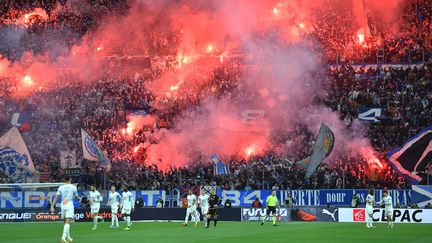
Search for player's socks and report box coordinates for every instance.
[184,213,189,225]
[214,219,217,227]
[93,217,98,228]
[127,216,131,227]
[111,214,115,226]
[114,215,119,227]
[272,216,276,225]
[66,224,71,240]
[62,223,70,241]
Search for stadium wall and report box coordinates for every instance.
[0,208,240,222]
[0,207,338,223]
[2,207,431,223]
[0,189,411,208]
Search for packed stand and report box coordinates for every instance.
[0,0,431,190]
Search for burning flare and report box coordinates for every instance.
[22,75,34,86]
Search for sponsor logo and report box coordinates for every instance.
[353,209,365,222]
[74,213,85,221]
[322,208,338,221]
[373,209,423,223]
[242,208,287,221]
[243,208,288,217]
[0,212,33,220]
[83,211,124,220]
[34,212,60,221]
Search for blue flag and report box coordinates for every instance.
[411,185,432,207]
[10,110,32,132]
[211,154,230,176]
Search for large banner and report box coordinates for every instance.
[0,190,166,209]
[1,189,411,208]
[358,107,383,123]
[217,189,411,207]
[338,208,432,223]
[241,207,339,222]
[388,125,432,184]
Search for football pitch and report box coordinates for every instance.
[0,221,430,243]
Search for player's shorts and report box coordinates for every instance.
[201,206,209,215]
[366,206,373,215]
[111,205,119,214]
[91,205,100,214]
[208,207,218,217]
[61,206,74,219]
[122,206,132,214]
[267,206,277,215]
[186,207,197,214]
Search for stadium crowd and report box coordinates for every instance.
[0,0,431,190]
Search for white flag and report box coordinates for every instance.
[81,129,111,171]
[81,129,99,161]
[60,151,77,169]
[0,127,39,182]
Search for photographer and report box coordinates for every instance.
[135,196,144,208]
[156,197,164,208]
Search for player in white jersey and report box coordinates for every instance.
[107,185,121,228]
[365,189,375,228]
[380,190,394,228]
[89,185,104,230]
[198,191,210,227]
[51,175,80,243]
[120,185,134,230]
[183,189,199,227]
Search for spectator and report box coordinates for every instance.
[351,195,360,208]
[252,197,262,208]
[285,193,295,207]
[135,196,144,208]
[156,197,164,208]
[224,199,232,208]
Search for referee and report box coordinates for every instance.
[261,191,279,226]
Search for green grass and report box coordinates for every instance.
[0,221,431,243]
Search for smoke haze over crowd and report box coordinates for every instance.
[0,0,411,170]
